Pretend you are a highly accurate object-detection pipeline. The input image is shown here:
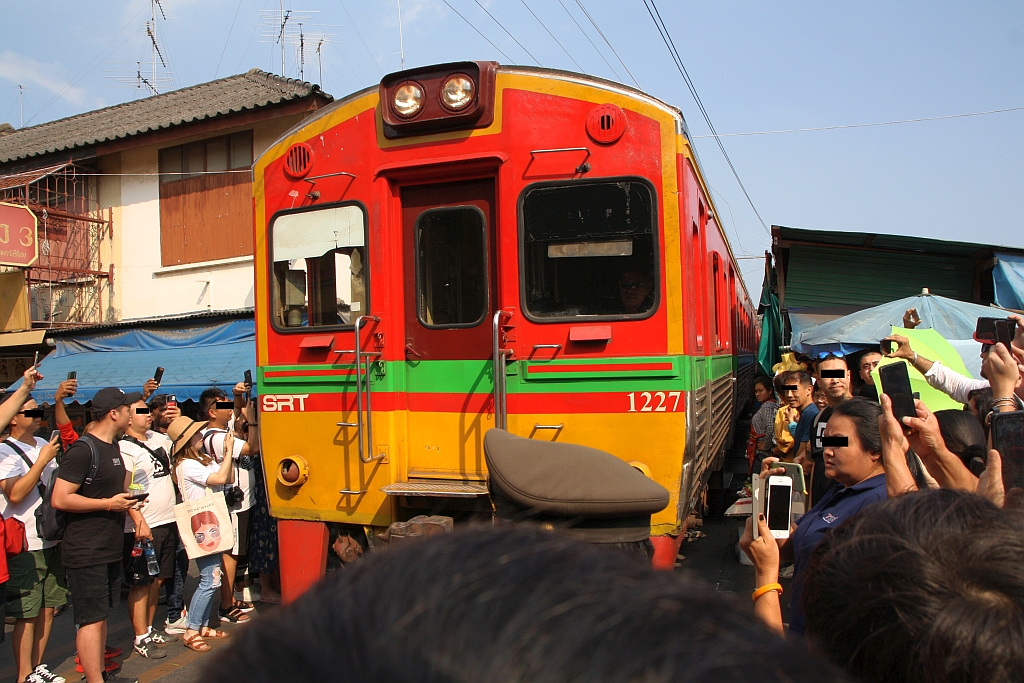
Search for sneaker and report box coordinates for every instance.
[164,613,188,634]
[236,583,260,603]
[102,673,138,683]
[74,658,120,674]
[149,630,178,645]
[31,665,65,683]
[104,646,122,658]
[133,636,167,659]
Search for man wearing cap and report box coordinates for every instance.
[52,388,143,683]
[483,429,670,560]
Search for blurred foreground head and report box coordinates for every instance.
[803,488,1024,683]
[204,527,846,683]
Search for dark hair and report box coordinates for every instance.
[773,373,788,394]
[934,409,987,466]
[802,489,1024,683]
[966,387,995,435]
[829,397,883,454]
[199,387,227,419]
[786,370,813,388]
[203,527,849,683]
[754,375,773,393]
[148,394,168,411]
[816,353,848,370]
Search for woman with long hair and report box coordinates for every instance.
[167,416,234,653]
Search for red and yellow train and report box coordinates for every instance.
[252,62,757,598]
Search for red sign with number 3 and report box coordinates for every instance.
[0,202,38,268]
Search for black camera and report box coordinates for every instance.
[223,486,245,507]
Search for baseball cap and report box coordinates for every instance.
[92,387,143,414]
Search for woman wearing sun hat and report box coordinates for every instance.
[167,416,235,653]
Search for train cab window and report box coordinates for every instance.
[521,180,657,320]
[415,207,488,327]
[270,204,368,329]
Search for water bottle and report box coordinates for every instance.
[144,539,160,576]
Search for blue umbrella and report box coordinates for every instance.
[791,290,1008,364]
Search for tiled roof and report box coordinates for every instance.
[0,69,332,164]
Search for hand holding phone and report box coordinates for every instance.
[126,492,149,502]
[764,475,793,539]
[991,410,1024,497]
[879,362,916,424]
[153,367,164,385]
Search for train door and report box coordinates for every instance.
[400,180,497,482]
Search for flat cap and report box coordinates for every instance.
[484,429,670,543]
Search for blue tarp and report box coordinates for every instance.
[994,251,1024,312]
[791,292,1005,375]
[12,319,255,404]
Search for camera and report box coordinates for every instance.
[223,485,245,507]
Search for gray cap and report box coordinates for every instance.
[484,429,670,543]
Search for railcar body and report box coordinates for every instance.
[253,62,758,598]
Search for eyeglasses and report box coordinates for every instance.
[194,527,220,544]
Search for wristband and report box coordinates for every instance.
[912,352,918,366]
[752,583,784,602]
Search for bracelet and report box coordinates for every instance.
[752,583,784,602]
[913,352,918,366]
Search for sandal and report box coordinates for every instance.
[234,600,255,613]
[218,606,250,623]
[183,634,211,652]
[201,628,230,639]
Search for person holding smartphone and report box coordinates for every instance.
[742,397,888,637]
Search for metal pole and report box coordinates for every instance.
[397,0,405,70]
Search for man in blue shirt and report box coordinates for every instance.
[783,371,818,467]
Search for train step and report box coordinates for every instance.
[381,480,489,498]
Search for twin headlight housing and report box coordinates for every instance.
[392,74,476,118]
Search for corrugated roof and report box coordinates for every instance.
[0,70,332,164]
[44,308,254,337]
[775,226,1024,258]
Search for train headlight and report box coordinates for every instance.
[393,82,424,117]
[440,75,475,110]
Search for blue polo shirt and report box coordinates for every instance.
[787,472,887,635]
[793,403,819,446]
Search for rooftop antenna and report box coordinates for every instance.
[278,0,291,75]
[316,37,324,85]
[146,0,169,92]
[397,0,405,70]
[298,23,305,80]
[18,85,23,128]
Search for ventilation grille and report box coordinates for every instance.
[283,143,314,179]
[586,104,627,144]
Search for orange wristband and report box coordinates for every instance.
[752,583,783,602]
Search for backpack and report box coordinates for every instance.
[6,435,100,542]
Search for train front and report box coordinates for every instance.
[253,62,697,597]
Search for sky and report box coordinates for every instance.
[1,0,1022,298]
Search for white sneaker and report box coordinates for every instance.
[164,611,188,634]
[30,665,66,683]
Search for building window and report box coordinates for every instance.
[270,203,368,329]
[158,131,254,266]
[520,179,657,320]
[416,207,488,327]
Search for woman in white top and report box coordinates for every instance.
[167,417,234,653]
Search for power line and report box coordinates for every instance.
[215,0,246,79]
[520,0,583,72]
[557,0,622,82]
[339,0,383,77]
[693,106,1024,138]
[441,0,512,63]
[573,0,639,88]
[644,0,770,235]
[474,0,542,66]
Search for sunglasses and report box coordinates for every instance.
[816,350,846,359]
[619,281,648,290]
[194,527,220,544]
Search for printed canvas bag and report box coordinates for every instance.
[173,443,235,560]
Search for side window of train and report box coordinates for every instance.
[415,206,488,327]
[520,179,657,320]
[269,204,368,329]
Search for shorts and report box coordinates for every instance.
[230,509,250,556]
[66,561,121,626]
[6,547,68,619]
[122,525,179,582]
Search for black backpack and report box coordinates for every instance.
[6,435,100,542]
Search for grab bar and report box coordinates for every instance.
[492,310,512,430]
[353,315,384,464]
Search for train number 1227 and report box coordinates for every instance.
[627,391,681,412]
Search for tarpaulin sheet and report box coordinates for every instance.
[994,251,1024,312]
[12,319,254,404]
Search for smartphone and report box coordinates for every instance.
[153,367,164,384]
[777,461,807,495]
[244,369,253,387]
[991,410,1024,493]
[879,362,916,423]
[764,475,793,539]
[880,339,895,355]
[67,371,77,381]
[32,351,39,368]
[995,319,1017,348]
[127,492,150,502]
[975,317,1015,345]
[167,394,177,408]
[50,430,60,443]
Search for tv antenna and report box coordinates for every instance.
[104,1,173,95]
[259,6,331,80]
[397,0,406,70]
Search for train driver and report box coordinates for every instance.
[618,269,655,314]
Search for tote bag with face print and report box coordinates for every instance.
[174,471,235,560]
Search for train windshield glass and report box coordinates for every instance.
[270,204,367,328]
[522,180,656,319]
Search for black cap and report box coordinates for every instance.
[484,429,670,543]
[92,387,143,415]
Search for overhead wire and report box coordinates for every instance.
[441,0,513,63]
[692,106,1024,138]
[573,0,640,88]
[556,0,623,82]
[644,0,770,236]
[339,0,384,77]
[215,0,247,79]
[520,0,584,72]
[474,0,542,66]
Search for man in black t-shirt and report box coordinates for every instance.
[809,355,853,507]
[52,388,143,683]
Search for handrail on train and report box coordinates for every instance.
[335,315,384,464]
[492,310,512,430]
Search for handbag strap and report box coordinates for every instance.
[3,439,46,498]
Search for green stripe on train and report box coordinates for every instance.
[257,355,737,396]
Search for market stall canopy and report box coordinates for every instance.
[791,290,1007,362]
[994,251,1024,312]
[11,318,254,404]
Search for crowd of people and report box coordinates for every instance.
[0,367,278,683]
